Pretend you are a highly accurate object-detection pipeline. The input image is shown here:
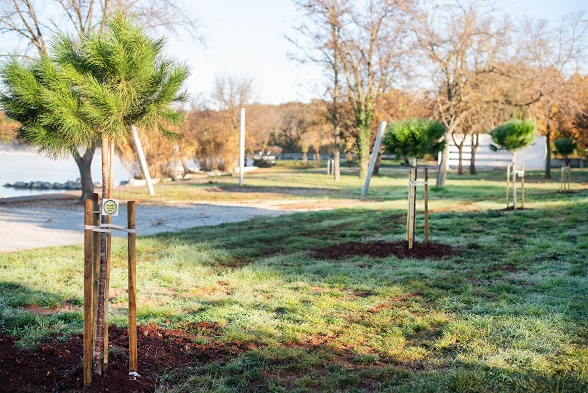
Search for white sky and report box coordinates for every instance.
[167,0,587,106]
[1,0,586,106]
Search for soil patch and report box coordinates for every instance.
[0,324,256,393]
[311,241,458,260]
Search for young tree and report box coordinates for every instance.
[1,12,189,376]
[0,0,202,199]
[383,118,446,163]
[292,0,350,181]
[490,119,536,210]
[554,137,577,165]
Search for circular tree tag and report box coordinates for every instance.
[102,199,119,216]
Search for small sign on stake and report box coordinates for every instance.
[102,199,119,216]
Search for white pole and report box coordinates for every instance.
[361,121,387,197]
[239,108,245,186]
[131,124,155,195]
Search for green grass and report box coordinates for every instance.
[1,167,588,392]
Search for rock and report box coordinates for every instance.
[4,180,83,190]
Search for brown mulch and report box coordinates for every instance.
[311,240,458,260]
[0,323,257,393]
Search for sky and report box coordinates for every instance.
[0,0,585,106]
[167,0,587,106]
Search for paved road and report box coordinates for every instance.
[0,195,292,251]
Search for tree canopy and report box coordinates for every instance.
[383,118,446,162]
[489,119,536,153]
[554,137,577,158]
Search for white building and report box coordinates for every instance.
[447,134,547,170]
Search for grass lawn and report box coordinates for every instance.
[1,166,587,392]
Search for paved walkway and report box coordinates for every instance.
[0,194,292,251]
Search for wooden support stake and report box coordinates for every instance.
[424,168,429,246]
[506,165,511,208]
[406,169,412,242]
[411,166,418,249]
[521,164,525,210]
[561,164,565,191]
[127,201,138,373]
[92,194,100,345]
[103,214,112,376]
[83,199,93,386]
[567,165,571,191]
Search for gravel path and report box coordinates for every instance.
[0,195,293,251]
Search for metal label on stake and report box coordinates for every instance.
[102,199,119,216]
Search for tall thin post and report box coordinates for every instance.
[406,169,412,242]
[361,121,387,197]
[411,166,418,249]
[561,164,564,191]
[567,165,571,191]
[83,199,93,386]
[424,168,429,246]
[512,154,517,210]
[239,108,245,186]
[506,164,511,208]
[127,201,137,373]
[131,125,155,195]
[521,164,525,209]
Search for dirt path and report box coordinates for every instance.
[0,195,295,252]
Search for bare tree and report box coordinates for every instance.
[291,0,350,180]
[340,0,410,179]
[515,11,588,178]
[212,73,257,129]
[411,0,512,186]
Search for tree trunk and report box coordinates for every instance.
[358,123,370,179]
[452,133,465,175]
[512,152,517,210]
[545,124,552,179]
[373,151,382,175]
[470,134,478,175]
[457,142,464,175]
[94,136,112,376]
[73,144,96,201]
[436,134,450,187]
[333,124,341,182]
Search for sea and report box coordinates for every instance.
[0,143,129,198]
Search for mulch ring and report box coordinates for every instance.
[311,240,458,260]
[0,323,257,393]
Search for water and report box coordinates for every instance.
[0,144,129,198]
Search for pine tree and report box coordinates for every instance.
[0,11,189,376]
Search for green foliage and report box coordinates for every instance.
[0,11,189,158]
[489,119,536,153]
[554,137,577,157]
[383,118,446,160]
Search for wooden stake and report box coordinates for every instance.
[567,165,571,191]
[412,166,418,248]
[561,164,565,191]
[103,214,112,376]
[506,165,511,208]
[406,169,412,242]
[512,155,517,210]
[424,168,429,246]
[91,194,100,374]
[83,199,93,386]
[127,201,137,373]
[521,164,525,210]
